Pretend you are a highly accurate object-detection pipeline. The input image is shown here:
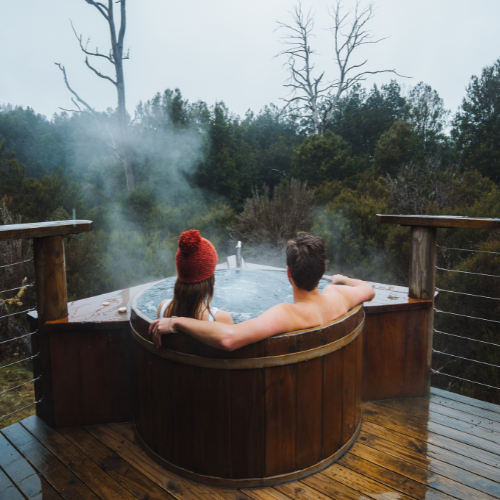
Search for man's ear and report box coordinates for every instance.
[286,266,295,286]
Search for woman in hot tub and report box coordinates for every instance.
[156,229,233,328]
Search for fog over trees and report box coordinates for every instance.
[1,1,500,402]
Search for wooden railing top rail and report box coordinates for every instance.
[0,220,92,241]
[376,214,500,230]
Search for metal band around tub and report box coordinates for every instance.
[133,412,362,488]
[131,314,364,369]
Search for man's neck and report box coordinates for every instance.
[292,284,321,304]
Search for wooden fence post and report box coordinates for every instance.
[408,226,437,396]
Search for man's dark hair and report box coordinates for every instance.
[286,232,327,291]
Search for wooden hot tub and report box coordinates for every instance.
[130,280,365,488]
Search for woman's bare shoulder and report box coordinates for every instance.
[157,299,170,318]
[215,309,234,325]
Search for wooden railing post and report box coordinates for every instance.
[33,236,68,324]
[409,226,437,395]
[376,214,500,397]
[32,235,69,425]
[0,220,92,426]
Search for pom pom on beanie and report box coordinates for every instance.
[178,229,202,255]
[176,229,218,283]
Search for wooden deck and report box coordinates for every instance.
[0,388,499,500]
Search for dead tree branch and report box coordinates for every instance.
[277,0,407,135]
[56,0,135,190]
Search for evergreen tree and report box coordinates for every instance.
[453,60,500,182]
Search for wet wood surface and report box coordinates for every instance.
[0,220,92,241]
[376,214,500,229]
[1,393,499,499]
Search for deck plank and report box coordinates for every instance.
[350,441,499,500]
[338,452,456,500]
[243,489,295,500]
[20,416,138,500]
[3,394,500,500]
[404,397,500,432]
[276,481,346,500]
[355,432,500,497]
[87,423,251,500]
[359,426,500,485]
[301,472,381,500]
[58,425,176,500]
[1,423,99,500]
[364,403,500,457]
[321,464,415,499]
[0,466,26,500]
[427,393,500,424]
[431,388,500,414]
[371,399,500,440]
[362,417,500,470]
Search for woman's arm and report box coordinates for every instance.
[149,303,292,351]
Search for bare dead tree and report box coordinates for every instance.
[277,1,405,135]
[55,0,135,190]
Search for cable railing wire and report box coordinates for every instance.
[0,258,33,269]
[0,376,41,397]
[431,369,500,391]
[435,308,500,324]
[433,348,500,369]
[0,308,36,321]
[0,398,43,421]
[437,244,500,256]
[0,352,39,370]
[0,330,37,346]
[436,265,500,279]
[436,287,500,301]
[0,282,34,295]
[434,328,500,348]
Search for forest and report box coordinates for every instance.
[1,48,500,406]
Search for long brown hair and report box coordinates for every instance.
[164,274,215,319]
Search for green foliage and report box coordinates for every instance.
[0,360,35,430]
[327,81,406,157]
[373,121,417,178]
[0,140,84,222]
[453,60,500,182]
[195,103,255,209]
[230,179,316,251]
[313,171,401,282]
[291,131,360,186]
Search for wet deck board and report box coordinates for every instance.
[1,395,499,500]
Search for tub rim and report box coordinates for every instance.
[131,307,364,369]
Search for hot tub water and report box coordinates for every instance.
[136,269,331,323]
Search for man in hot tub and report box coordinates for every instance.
[149,232,375,351]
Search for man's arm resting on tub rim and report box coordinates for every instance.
[325,274,375,309]
[149,304,294,351]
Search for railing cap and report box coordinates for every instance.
[376,214,500,230]
[0,220,92,241]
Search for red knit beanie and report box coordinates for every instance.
[175,229,218,283]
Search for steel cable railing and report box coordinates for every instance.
[0,258,33,269]
[433,244,500,393]
[0,257,40,422]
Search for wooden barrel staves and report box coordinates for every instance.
[130,289,364,488]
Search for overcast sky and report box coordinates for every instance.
[2,0,500,121]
